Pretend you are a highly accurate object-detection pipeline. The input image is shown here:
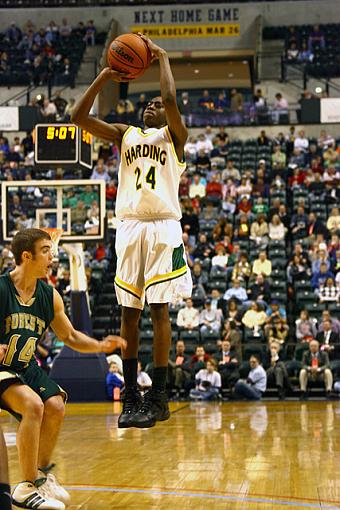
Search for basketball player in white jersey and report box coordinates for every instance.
[72,34,192,428]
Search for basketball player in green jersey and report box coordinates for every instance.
[0,354,12,510]
[72,35,191,429]
[0,229,126,510]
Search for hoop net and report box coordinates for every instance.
[41,228,63,259]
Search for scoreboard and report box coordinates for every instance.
[35,124,93,168]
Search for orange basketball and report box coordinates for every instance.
[107,33,151,79]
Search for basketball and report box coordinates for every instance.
[107,33,151,79]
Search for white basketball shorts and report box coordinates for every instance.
[114,219,192,309]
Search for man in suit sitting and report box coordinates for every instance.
[316,320,339,360]
[299,339,333,400]
[215,339,240,389]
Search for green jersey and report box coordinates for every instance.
[0,273,54,372]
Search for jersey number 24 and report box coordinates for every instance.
[135,165,156,191]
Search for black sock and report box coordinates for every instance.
[123,358,138,389]
[0,483,12,510]
[152,366,168,392]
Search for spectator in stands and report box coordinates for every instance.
[184,135,197,162]
[195,149,211,173]
[71,200,87,233]
[178,91,192,116]
[230,88,243,112]
[295,310,317,341]
[269,214,286,241]
[287,42,299,61]
[233,355,267,400]
[294,130,309,153]
[198,89,214,110]
[272,145,287,171]
[106,362,124,399]
[177,298,199,331]
[222,160,241,182]
[318,130,335,150]
[237,178,253,201]
[189,174,206,200]
[213,217,233,243]
[168,340,191,393]
[210,288,224,317]
[40,98,57,120]
[214,91,228,112]
[215,339,240,389]
[193,233,214,259]
[327,207,340,235]
[265,315,289,345]
[312,247,330,275]
[257,129,270,146]
[5,21,22,44]
[307,212,328,241]
[252,250,272,278]
[137,361,152,393]
[299,340,332,399]
[196,133,213,155]
[319,310,340,335]
[316,319,339,353]
[223,279,247,304]
[206,174,223,204]
[266,300,287,322]
[91,160,110,183]
[190,359,221,401]
[236,214,250,240]
[242,301,267,331]
[199,299,221,336]
[308,24,326,51]
[318,277,340,302]
[254,88,267,110]
[272,93,289,124]
[52,90,68,118]
[290,205,308,239]
[247,274,271,305]
[60,18,72,39]
[211,247,229,270]
[266,340,291,399]
[298,41,314,62]
[250,214,269,249]
[323,166,340,184]
[232,252,251,282]
[237,196,252,217]
[84,20,96,46]
[188,345,211,381]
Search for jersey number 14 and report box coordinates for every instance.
[135,165,156,191]
[2,334,38,366]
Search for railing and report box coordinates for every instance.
[0,84,37,107]
[283,60,340,96]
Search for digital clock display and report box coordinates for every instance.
[79,129,93,169]
[35,124,78,164]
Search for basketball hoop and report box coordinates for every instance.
[41,227,63,260]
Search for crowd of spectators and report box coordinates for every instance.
[264,23,340,79]
[0,18,98,86]
[110,89,293,127]
[0,121,339,400]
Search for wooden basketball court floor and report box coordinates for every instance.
[1,401,340,510]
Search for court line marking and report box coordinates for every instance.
[64,485,340,509]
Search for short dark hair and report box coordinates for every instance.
[11,228,51,265]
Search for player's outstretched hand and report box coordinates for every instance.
[100,335,127,353]
[100,67,130,82]
[138,33,166,60]
[0,344,7,363]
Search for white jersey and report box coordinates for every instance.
[116,125,186,221]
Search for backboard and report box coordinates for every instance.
[1,179,106,242]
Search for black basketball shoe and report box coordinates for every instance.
[130,389,170,428]
[118,387,142,428]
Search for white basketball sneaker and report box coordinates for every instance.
[37,471,71,507]
[12,481,65,510]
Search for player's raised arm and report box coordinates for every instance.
[50,289,126,354]
[139,34,188,159]
[71,68,129,147]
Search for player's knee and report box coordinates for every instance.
[44,396,65,421]
[150,303,169,323]
[121,306,141,326]
[24,397,44,420]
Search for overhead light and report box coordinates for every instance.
[228,73,234,77]
[242,60,248,64]
[315,86,322,94]
[194,69,199,73]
